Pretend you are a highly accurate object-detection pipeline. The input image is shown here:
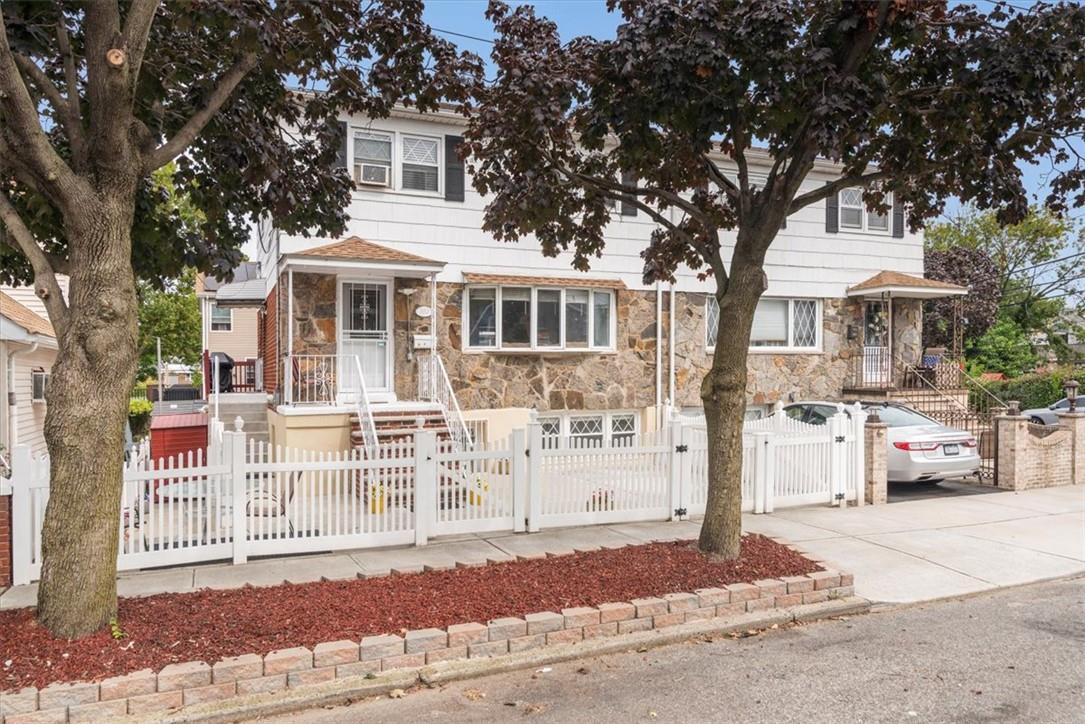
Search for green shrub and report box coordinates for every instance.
[981,367,1085,410]
[128,397,154,439]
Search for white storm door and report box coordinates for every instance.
[339,281,391,397]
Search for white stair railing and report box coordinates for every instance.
[419,353,473,451]
[351,355,379,460]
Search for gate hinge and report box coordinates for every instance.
[834,493,845,501]
[675,444,688,453]
[524,448,530,457]
[674,507,688,518]
[834,435,846,443]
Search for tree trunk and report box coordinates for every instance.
[36,198,139,638]
[697,244,768,559]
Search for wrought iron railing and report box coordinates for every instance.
[418,353,474,451]
[844,351,967,392]
[282,354,378,458]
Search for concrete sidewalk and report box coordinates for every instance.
[3,485,1082,609]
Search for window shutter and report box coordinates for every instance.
[444,135,465,202]
[620,171,637,217]
[892,198,904,238]
[825,183,839,233]
[335,121,348,169]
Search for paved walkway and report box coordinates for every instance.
[3,484,1082,609]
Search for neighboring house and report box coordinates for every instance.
[210,105,966,453]
[197,262,263,396]
[1,288,60,460]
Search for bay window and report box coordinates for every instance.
[705,297,820,351]
[465,286,615,351]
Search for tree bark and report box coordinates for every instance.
[697,236,769,559]
[36,194,139,638]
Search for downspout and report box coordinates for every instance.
[6,342,39,452]
[655,281,662,428]
[668,284,676,412]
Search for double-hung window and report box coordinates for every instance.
[31,369,49,403]
[401,135,439,192]
[839,187,891,232]
[354,131,393,187]
[465,286,615,351]
[705,297,820,352]
[210,303,232,331]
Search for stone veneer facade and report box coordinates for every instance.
[277,273,923,413]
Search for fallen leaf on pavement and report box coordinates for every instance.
[463,688,487,701]
[388,689,405,699]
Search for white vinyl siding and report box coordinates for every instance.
[465,286,615,352]
[1,342,56,458]
[706,297,821,352]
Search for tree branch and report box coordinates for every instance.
[55,17,88,169]
[0,11,81,197]
[0,189,69,333]
[703,157,739,200]
[122,0,161,91]
[144,52,258,172]
[788,170,890,213]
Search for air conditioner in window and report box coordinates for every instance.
[357,163,390,187]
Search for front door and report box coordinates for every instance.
[862,300,890,386]
[339,281,392,399]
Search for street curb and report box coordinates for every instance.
[865,570,1085,614]
[138,597,870,724]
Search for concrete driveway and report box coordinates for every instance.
[743,484,1085,603]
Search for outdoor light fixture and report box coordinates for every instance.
[1065,379,1079,412]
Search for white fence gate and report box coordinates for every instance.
[8,405,866,585]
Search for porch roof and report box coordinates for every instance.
[0,291,55,338]
[846,270,968,300]
[283,237,445,277]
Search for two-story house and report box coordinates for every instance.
[207,105,966,454]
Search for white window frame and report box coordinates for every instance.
[839,187,892,235]
[31,369,49,403]
[352,129,394,188]
[399,133,442,195]
[210,303,232,332]
[348,126,444,198]
[535,411,639,449]
[464,285,617,353]
[705,296,822,354]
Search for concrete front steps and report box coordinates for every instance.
[214,392,271,444]
[350,401,453,453]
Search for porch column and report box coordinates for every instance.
[287,268,294,359]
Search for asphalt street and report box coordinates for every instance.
[261,577,1085,724]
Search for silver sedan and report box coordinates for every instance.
[1021,396,1085,425]
[782,401,980,483]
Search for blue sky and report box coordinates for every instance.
[423,0,1079,223]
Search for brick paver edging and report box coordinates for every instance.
[0,567,854,723]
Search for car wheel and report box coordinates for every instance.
[1030,416,1045,425]
[915,479,943,485]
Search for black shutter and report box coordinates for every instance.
[445,135,465,202]
[620,171,637,216]
[825,183,839,233]
[892,197,905,238]
[335,121,348,170]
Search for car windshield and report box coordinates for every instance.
[865,405,936,427]
[1052,397,1085,409]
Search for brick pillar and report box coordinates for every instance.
[864,416,888,505]
[995,411,1030,491]
[0,492,11,588]
[1055,411,1085,485]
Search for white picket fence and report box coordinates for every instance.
[8,404,866,585]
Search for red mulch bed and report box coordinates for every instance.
[0,535,819,692]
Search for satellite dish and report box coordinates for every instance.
[416,306,433,319]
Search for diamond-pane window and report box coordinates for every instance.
[792,300,818,348]
[402,136,439,192]
[539,416,561,449]
[569,416,604,448]
[705,297,720,347]
[611,414,636,447]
